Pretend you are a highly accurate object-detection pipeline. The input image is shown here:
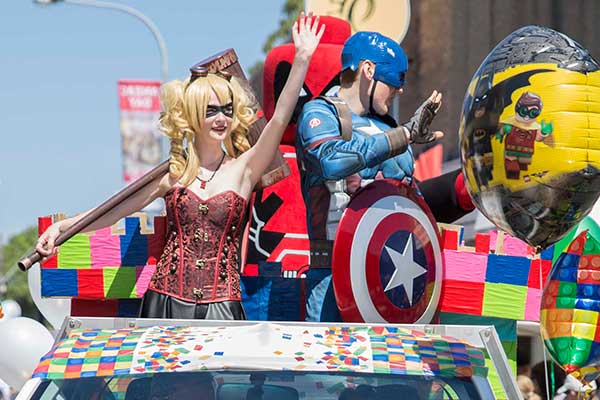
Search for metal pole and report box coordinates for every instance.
[36,0,169,82]
[35,0,170,158]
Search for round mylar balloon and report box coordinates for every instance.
[460,25,600,249]
[541,230,600,374]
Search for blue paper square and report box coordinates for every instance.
[486,254,530,286]
[120,217,149,266]
[41,269,78,297]
[541,246,555,260]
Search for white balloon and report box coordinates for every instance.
[0,299,22,321]
[0,378,10,400]
[28,264,71,330]
[0,317,54,391]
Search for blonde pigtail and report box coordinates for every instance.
[228,77,255,156]
[179,130,200,186]
[159,79,197,183]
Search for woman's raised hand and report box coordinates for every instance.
[292,11,325,60]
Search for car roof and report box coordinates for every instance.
[32,320,488,381]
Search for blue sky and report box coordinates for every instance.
[0,0,285,240]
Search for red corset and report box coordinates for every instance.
[148,187,248,303]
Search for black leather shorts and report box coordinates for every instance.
[139,289,246,320]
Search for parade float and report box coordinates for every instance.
[6,16,600,400]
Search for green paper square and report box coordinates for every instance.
[103,267,137,298]
[484,354,514,399]
[482,283,527,320]
[47,372,67,379]
[51,358,68,366]
[57,234,91,268]
[502,340,517,367]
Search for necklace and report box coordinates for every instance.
[195,152,226,189]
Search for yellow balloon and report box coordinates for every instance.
[460,26,600,249]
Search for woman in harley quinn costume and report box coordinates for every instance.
[35,13,325,320]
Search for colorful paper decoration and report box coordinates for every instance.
[440,226,552,321]
[40,212,555,327]
[440,312,517,399]
[33,328,144,379]
[33,324,487,380]
[541,230,600,374]
[39,214,164,299]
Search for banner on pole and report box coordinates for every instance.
[118,80,162,184]
[118,80,164,217]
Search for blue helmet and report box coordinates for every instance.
[341,31,408,88]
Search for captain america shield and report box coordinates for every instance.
[332,179,442,323]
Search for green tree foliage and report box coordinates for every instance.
[1,227,39,319]
[248,0,303,103]
[263,0,304,54]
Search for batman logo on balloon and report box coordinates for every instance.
[460,25,600,249]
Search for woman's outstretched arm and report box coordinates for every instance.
[35,172,172,260]
[241,12,324,185]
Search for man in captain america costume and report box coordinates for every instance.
[296,31,475,322]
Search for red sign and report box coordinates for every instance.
[118,80,161,112]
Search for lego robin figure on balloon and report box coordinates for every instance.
[495,92,554,180]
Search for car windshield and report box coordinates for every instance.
[30,370,491,400]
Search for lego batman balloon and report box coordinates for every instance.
[460,26,600,250]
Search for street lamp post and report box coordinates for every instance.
[34,0,169,82]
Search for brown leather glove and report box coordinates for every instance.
[403,98,441,144]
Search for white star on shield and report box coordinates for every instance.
[383,234,428,306]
